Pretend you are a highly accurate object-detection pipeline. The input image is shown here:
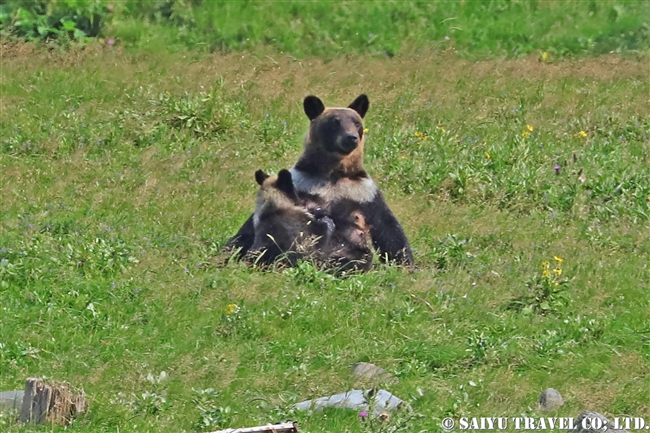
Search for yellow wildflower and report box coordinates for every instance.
[485,151,491,159]
[542,269,550,278]
[576,130,588,138]
[540,51,550,62]
[526,125,534,132]
[554,256,564,264]
[521,125,533,138]
[437,126,445,132]
[363,128,369,134]
[225,304,238,314]
[414,131,427,140]
[554,268,562,276]
[541,261,550,269]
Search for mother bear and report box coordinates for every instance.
[226,94,413,265]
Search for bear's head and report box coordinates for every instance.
[253,168,308,241]
[254,169,326,221]
[324,210,373,272]
[296,94,369,177]
[254,168,300,211]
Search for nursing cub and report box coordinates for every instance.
[249,169,372,272]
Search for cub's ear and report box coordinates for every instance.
[348,94,369,118]
[304,95,325,120]
[276,169,296,197]
[255,169,269,186]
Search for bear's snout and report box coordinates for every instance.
[339,133,360,154]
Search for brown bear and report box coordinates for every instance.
[228,94,413,265]
[248,169,372,271]
[319,209,373,272]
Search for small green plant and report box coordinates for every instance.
[132,371,170,416]
[156,89,246,138]
[133,390,169,416]
[429,234,472,270]
[192,388,236,432]
[508,256,570,315]
[357,406,420,433]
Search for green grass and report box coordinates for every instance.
[1,41,649,432]
[2,0,650,58]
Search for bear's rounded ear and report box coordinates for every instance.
[276,169,295,196]
[304,95,325,120]
[348,94,369,118]
[255,169,269,186]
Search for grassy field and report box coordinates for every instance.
[1,5,650,432]
[107,0,650,58]
[2,1,650,58]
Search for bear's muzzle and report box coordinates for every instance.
[338,133,360,154]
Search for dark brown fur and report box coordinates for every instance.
[319,210,373,272]
[247,169,323,266]
[227,94,413,265]
[248,169,372,271]
[294,94,369,180]
[292,94,413,265]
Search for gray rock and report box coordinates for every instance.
[0,390,24,414]
[292,389,404,417]
[351,362,398,385]
[569,411,629,433]
[538,388,563,411]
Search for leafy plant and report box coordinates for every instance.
[508,257,570,315]
[0,0,108,41]
[133,391,169,416]
[192,388,236,431]
[428,234,472,270]
[156,89,246,137]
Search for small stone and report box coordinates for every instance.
[351,362,398,385]
[570,411,629,433]
[538,388,563,411]
[0,390,24,414]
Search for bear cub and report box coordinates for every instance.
[249,169,372,271]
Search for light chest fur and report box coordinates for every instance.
[289,167,378,204]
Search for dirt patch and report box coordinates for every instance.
[470,53,649,82]
[4,42,647,104]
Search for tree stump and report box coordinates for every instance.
[19,378,87,425]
